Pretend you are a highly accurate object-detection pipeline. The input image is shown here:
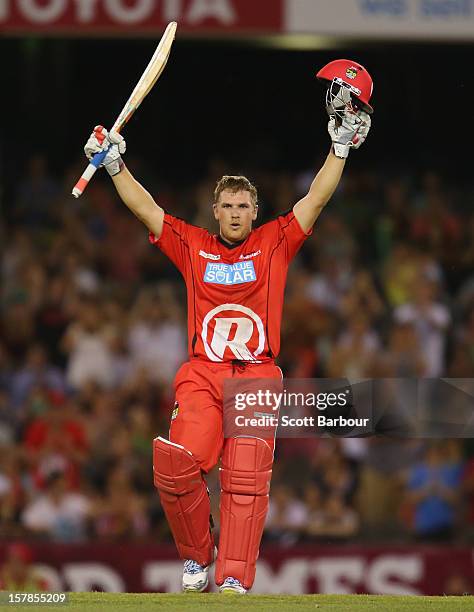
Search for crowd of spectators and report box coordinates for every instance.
[1,153,474,546]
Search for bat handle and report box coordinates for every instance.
[71,148,109,198]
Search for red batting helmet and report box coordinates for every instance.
[316,59,374,113]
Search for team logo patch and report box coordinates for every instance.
[201,303,265,362]
[346,66,358,80]
[204,261,256,285]
[171,402,179,420]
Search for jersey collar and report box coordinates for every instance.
[217,234,247,250]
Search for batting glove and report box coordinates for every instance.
[84,125,126,176]
[328,110,371,159]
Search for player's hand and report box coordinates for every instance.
[328,109,371,159]
[84,125,126,176]
[351,110,371,150]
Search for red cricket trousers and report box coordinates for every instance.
[169,359,282,472]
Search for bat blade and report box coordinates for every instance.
[112,21,177,133]
[72,21,177,199]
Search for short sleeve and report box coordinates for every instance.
[149,214,191,275]
[277,210,312,263]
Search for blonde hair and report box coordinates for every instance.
[213,175,258,207]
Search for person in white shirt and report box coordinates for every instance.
[21,472,90,541]
[394,276,450,377]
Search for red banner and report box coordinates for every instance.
[0,543,472,594]
[0,0,283,34]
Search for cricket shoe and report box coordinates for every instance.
[219,577,247,594]
[182,558,211,592]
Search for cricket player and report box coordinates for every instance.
[84,60,372,594]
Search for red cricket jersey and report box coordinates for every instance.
[149,210,311,363]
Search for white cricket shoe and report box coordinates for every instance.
[219,577,247,594]
[182,559,210,592]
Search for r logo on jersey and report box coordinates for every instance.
[204,261,256,285]
[201,304,265,362]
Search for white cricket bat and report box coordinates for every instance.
[72,21,177,198]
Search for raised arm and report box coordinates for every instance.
[293,152,345,233]
[111,166,164,238]
[293,105,371,234]
[84,125,164,238]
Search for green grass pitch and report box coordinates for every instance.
[2,593,474,612]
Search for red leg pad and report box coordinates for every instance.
[215,437,273,589]
[153,436,214,567]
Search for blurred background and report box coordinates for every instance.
[1,0,474,596]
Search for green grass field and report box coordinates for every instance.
[2,593,474,612]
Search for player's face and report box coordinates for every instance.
[213,189,258,244]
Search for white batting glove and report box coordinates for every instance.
[351,111,371,150]
[328,110,371,159]
[84,125,126,176]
